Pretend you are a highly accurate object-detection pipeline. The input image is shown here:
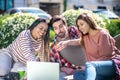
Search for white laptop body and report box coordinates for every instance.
[27,61,59,80]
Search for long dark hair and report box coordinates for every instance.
[29,18,46,31]
[29,18,50,61]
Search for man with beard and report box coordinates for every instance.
[49,15,86,80]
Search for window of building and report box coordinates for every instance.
[73,5,84,10]
[0,0,5,14]
[0,0,13,14]
[98,6,106,10]
[6,0,13,10]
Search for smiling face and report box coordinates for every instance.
[77,19,91,35]
[31,22,48,40]
[52,20,68,39]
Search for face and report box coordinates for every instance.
[31,22,48,40]
[52,20,68,39]
[77,19,91,35]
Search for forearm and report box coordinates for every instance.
[67,39,81,46]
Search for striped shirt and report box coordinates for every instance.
[7,30,43,64]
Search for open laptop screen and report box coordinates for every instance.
[27,61,59,80]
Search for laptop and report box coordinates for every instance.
[60,45,86,66]
[27,61,59,80]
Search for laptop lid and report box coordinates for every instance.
[27,61,59,80]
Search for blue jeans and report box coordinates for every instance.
[74,70,85,80]
[74,60,116,80]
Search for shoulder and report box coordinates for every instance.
[68,26,81,38]
[68,26,77,30]
[16,30,32,41]
[19,30,30,38]
[99,29,110,37]
[68,26,79,33]
[99,29,114,40]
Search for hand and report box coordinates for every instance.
[55,40,69,51]
[61,67,75,75]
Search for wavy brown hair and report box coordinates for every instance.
[76,13,99,47]
[76,13,98,32]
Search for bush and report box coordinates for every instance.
[0,15,13,29]
[106,19,120,37]
[50,29,55,42]
[62,9,109,28]
[62,9,120,37]
[0,13,38,48]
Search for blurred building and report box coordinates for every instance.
[67,0,120,10]
[0,0,64,16]
[0,0,14,14]
[14,0,64,16]
[38,0,64,16]
[67,0,120,16]
[1,0,120,16]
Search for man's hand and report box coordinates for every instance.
[61,67,75,75]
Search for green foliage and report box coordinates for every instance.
[0,13,38,48]
[50,29,55,42]
[0,9,119,48]
[106,19,120,37]
[0,15,13,28]
[62,9,109,28]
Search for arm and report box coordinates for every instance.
[60,26,82,46]
[56,38,81,51]
[66,38,81,46]
[19,36,37,64]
